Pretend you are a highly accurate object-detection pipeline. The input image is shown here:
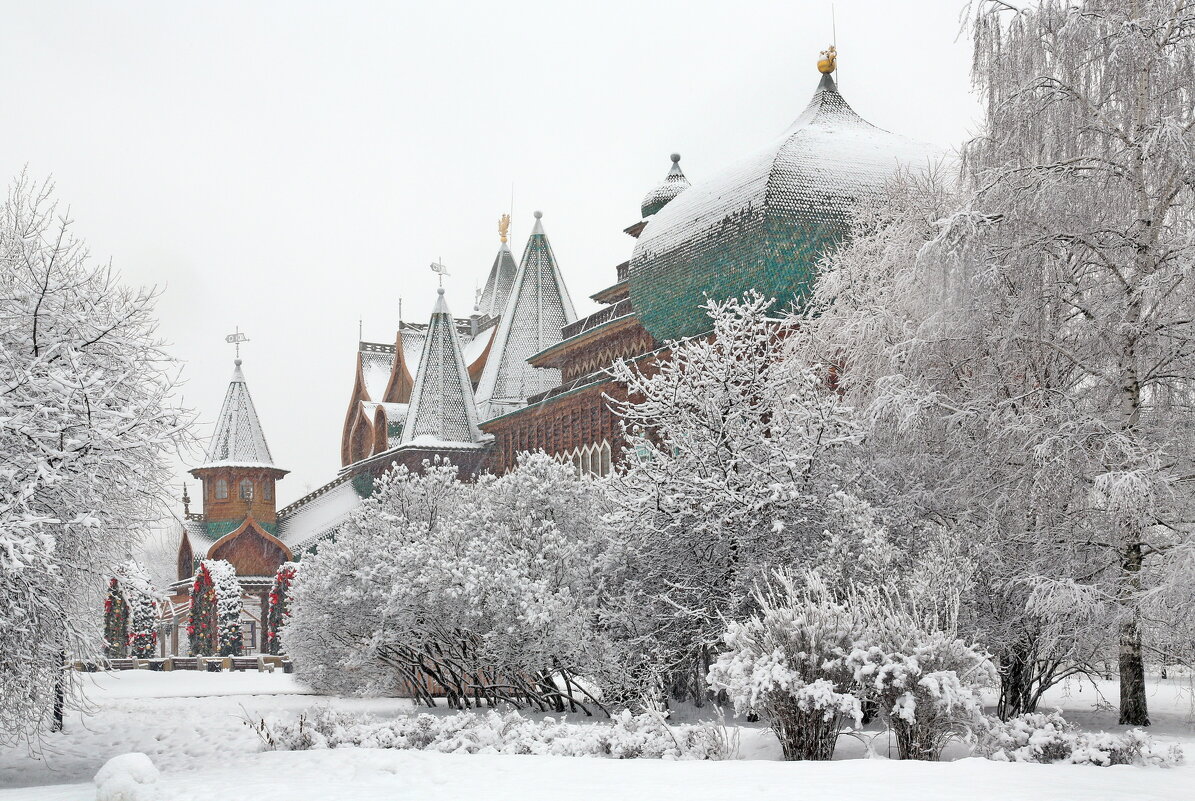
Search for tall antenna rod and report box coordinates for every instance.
[509,182,515,243]
[832,3,838,87]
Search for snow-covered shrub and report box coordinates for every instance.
[846,580,993,761]
[707,571,863,760]
[976,711,1183,767]
[251,707,734,761]
[847,632,991,760]
[266,562,297,655]
[188,560,241,657]
[94,752,159,801]
[288,455,622,711]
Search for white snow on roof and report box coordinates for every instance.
[462,324,495,367]
[400,290,484,445]
[475,214,577,420]
[359,346,394,402]
[277,477,364,550]
[198,360,277,470]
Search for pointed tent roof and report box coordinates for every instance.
[475,211,578,420]
[197,360,283,471]
[400,289,485,446]
[477,243,518,318]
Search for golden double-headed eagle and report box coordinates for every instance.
[498,213,511,244]
[818,45,837,75]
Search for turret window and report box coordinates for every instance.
[263,482,273,501]
[215,479,229,500]
[239,479,254,501]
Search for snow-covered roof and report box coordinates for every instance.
[197,360,279,471]
[629,71,940,341]
[477,243,518,318]
[359,344,395,402]
[641,153,691,218]
[462,323,495,367]
[475,212,578,420]
[400,289,485,446]
[277,476,365,552]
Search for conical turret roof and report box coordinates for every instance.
[199,360,281,470]
[475,211,577,420]
[477,242,518,318]
[400,289,484,445]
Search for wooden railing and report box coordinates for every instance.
[560,298,633,340]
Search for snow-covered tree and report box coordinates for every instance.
[605,293,861,700]
[0,175,189,744]
[122,563,160,660]
[188,559,241,657]
[789,0,1195,727]
[962,0,1195,727]
[102,578,129,659]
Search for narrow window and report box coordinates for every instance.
[239,479,254,501]
[263,481,273,501]
[215,479,229,500]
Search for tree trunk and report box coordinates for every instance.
[1118,543,1149,726]
[50,649,65,733]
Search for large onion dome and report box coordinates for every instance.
[640,153,691,218]
[628,70,939,341]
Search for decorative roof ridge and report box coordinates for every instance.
[784,72,873,134]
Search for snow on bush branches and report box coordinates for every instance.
[976,711,1183,767]
[708,570,993,761]
[250,707,737,761]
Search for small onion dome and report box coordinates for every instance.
[640,153,691,218]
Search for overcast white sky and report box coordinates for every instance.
[0,1,982,509]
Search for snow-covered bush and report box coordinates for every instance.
[188,560,241,657]
[848,631,991,760]
[976,711,1184,767]
[266,562,297,655]
[251,707,735,761]
[288,455,622,711]
[707,571,863,760]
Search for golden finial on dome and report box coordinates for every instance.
[818,45,837,74]
[498,213,510,244]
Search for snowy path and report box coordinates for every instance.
[2,670,1193,800]
[7,748,1195,801]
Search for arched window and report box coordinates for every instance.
[263,481,273,501]
[239,479,254,501]
[214,479,229,500]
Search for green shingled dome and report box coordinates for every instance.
[628,73,938,342]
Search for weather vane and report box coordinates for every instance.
[225,326,249,359]
[430,258,450,287]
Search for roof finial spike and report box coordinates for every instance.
[498,213,510,244]
[531,210,544,235]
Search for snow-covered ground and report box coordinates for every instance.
[2,670,1193,800]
